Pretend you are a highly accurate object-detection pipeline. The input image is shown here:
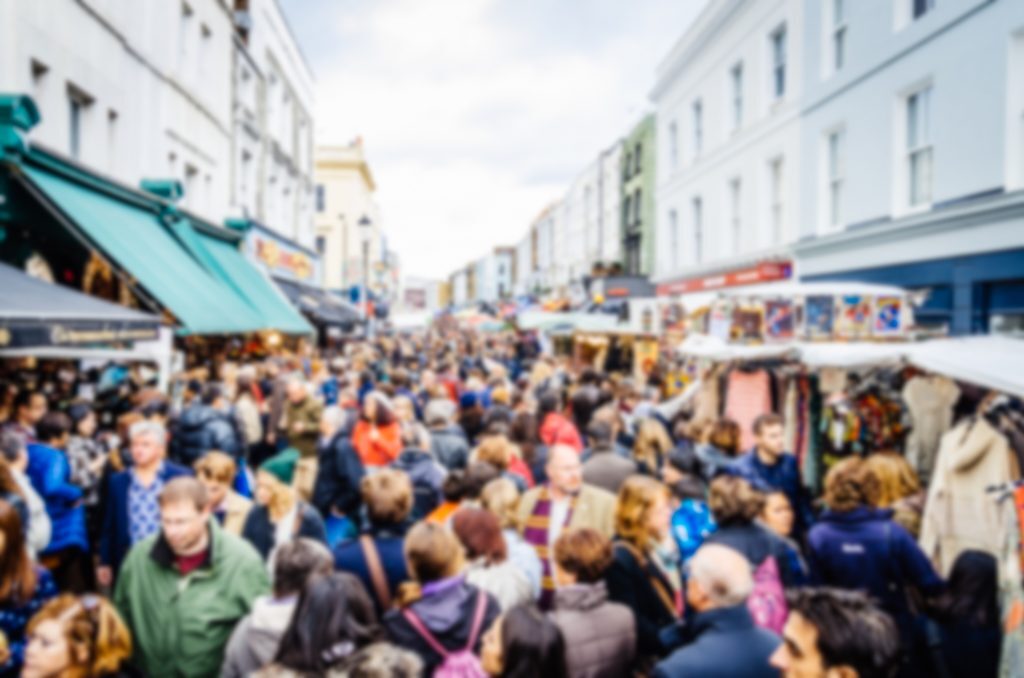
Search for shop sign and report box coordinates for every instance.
[0,322,159,349]
[656,261,792,296]
[246,230,319,283]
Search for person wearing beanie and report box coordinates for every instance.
[241,448,327,561]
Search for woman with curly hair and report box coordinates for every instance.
[807,456,943,648]
[864,451,926,538]
[22,594,136,677]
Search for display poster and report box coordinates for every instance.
[874,296,903,336]
[731,304,764,342]
[835,295,873,339]
[764,300,795,341]
[708,301,733,341]
[804,295,834,339]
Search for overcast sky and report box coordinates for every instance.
[280,0,708,280]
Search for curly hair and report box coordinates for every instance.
[614,476,670,552]
[864,452,920,508]
[27,594,133,677]
[823,457,881,512]
[708,475,765,527]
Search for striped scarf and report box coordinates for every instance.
[523,485,576,610]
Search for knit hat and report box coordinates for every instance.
[260,448,300,485]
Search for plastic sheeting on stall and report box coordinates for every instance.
[905,335,1024,399]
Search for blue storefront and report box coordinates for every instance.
[796,190,1024,336]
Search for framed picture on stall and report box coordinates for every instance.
[874,296,904,336]
[835,295,873,339]
[731,304,764,343]
[765,300,795,341]
[804,295,834,339]
[708,301,733,341]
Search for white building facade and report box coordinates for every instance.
[794,0,1024,335]
[0,0,235,225]
[232,0,316,249]
[652,0,803,305]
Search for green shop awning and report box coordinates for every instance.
[18,160,265,335]
[173,220,313,335]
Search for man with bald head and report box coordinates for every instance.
[517,444,616,609]
[653,543,781,677]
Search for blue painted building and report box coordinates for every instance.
[794,0,1024,335]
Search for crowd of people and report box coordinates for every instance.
[0,329,1008,677]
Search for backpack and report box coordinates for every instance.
[747,554,788,634]
[402,591,489,678]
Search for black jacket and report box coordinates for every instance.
[652,604,780,678]
[604,541,680,663]
[171,404,242,466]
[428,426,469,471]
[705,523,807,588]
[311,429,365,519]
[240,502,327,560]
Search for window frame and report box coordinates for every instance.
[827,129,845,229]
[730,61,744,131]
[833,0,847,72]
[906,86,933,207]
[770,25,787,100]
[692,99,703,158]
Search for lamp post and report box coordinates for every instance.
[358,215,373,340]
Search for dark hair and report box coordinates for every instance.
[273,538,334,598]
[452,508,507,565]
[752,413,784,435]
[708,475,764,527]
[0,432,25,464]
[141,399,170,419]
[931,550,999,627]
[441,470,466,502]
[499,606,569,678]
[463,462,501,500]
[11,389,41,413]
[569,387,598,437]
[67,401,94,429]
[553,528,613,583]
[707,418,741,455]
[585,420,613,447]
[274,572,381,672]
[36,411,71,443]
[786,587,899,678]
[200,384,224,406]
[509,412,539,466]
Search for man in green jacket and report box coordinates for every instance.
[114,477,270,678]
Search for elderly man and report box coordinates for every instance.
[281,377,323,460]
[653,544,780,678]
[98,420,192,586]
[115,477,269,678]
[311,405,365,547]
[517,444,615,609]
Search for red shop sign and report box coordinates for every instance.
[656,261,792,296]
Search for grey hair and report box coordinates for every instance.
[424,399,456,427]
[322,405,349,431]
[0,431,26,463]
[690,543,753,607]
[129,420,167,445]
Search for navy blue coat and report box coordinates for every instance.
[652,604,780,678]
[311,429,365,520]
[334,525,409,616]
[807,507,943,627]
[170,405,242,466]
[730,450,815,534]
[98,462,193,574]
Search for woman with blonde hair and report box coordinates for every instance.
[22,594,134,677]
[604,476,680,667]
[194,452,252,535]
[865,451,925,537]
[632,419,673,475]
[241,449,327,561]
[382,523,501,675]
[480,478,542,597]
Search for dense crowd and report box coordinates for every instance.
[0,329,1006,677]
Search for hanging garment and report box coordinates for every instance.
[920,418,1021,576]
[693,365,723,425]
[725,369,773,452]
[783,378,798,454]
[903,375,961,483]
[998,487,1024,678]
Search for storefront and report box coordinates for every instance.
[795,189,1024,336]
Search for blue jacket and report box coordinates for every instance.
[730,450,814,534]
[807,506,943,625]
[334,525,409,617]
[311,429,366,520]
[652,604,780,678]
[99,462,193,574]
[671,499,716,563]
[26,443,88,555]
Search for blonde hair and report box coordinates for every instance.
[27,594,132,677]
[614,476,670,553]
[361,469,414,525]
[633,419,673,471]
[865,452,921,507]
[473,436,512,472]
[480,477,520,530]
[397,523,464,607]
[194,451,237,485]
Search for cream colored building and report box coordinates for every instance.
[314,140,384,291]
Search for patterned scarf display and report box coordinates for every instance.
[523,485,576,610]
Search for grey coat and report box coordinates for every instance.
[550,582,636,678]
[582,450,639,495]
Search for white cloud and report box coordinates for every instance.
[282,0,708,279]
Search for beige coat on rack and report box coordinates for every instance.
[919,416,1021,576]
